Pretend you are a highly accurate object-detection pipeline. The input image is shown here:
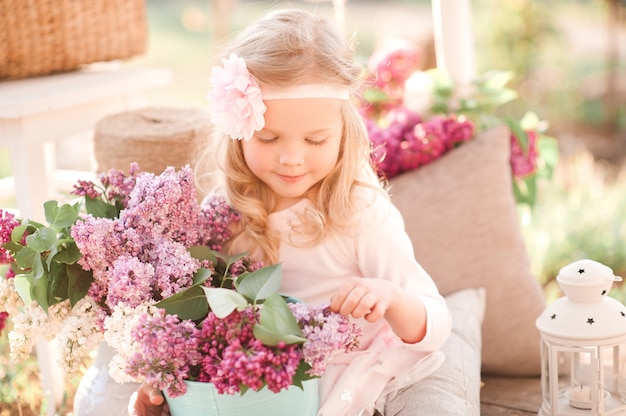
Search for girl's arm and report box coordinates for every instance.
[332,191,451,348]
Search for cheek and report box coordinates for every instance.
[242,143,266,175]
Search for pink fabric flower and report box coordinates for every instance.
[208,53,266,141]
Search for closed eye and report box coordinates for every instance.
[306,138,326,146]
[255,135,278,143]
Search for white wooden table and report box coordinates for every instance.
[0,66,171,415]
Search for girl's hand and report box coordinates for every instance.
[329,277,428,344]
[329,277,394,323]
[128,383,169,416]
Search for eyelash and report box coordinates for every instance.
[257,137,277,143]
[255,137,325,146]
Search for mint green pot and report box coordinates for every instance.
[164,379,319,416]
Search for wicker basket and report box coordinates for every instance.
[93,107,213,175]
[0,0,148,80]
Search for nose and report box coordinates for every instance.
[278,141,304,166]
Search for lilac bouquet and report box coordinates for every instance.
[0,164,361,397]
[360,42,558,208]
[117,260,362,398]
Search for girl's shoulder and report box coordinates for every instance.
[350,180,403,232]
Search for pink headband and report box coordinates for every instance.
[207,53,350,141]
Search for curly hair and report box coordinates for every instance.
[195,8,383,264]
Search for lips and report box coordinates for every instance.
[277,174,305,183]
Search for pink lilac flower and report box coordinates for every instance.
[0,311,8,335]
[71,179,101,199]
[106,256,156,309]
[0,210,20,264]
[71,163,140,209]
[195,308,300,394]
[208,53,267,141]
[368,113,474,179]
[510,130,539,179]
[127,309,201,398]
[367,41,421,101]
[71,215,119,272]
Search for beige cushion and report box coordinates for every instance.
[386,288,486,415]
[389,125,545,376]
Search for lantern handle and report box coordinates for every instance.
[609,275,623,282]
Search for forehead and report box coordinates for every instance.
[262,98,343,133]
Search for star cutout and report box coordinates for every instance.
[578,268,586,274]
[587,318,595,325]
[621,311,625,317]
[602,290,607,295]
[551,314,557,320]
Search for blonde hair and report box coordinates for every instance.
[195,8,383,264]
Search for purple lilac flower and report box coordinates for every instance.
[71,166,212,312]
[120,166,200,245]
[71,215,119,272]
[99,163,141,208]
[0,311,8,335]
[289,303,362,376]
[195,195,242,251]
[106,256,156,308]
[127,309,201,398]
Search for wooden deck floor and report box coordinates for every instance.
[481,375,542,415]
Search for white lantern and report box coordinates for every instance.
[536,259,626,415]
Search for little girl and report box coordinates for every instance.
[130,7,451,416]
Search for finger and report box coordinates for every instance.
[364,299,387,322]
[330,281,358,312]
[338,287,371,316]
[350,292,377,319]
[149,389,165,406]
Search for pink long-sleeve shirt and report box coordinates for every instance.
[267,187,451,415]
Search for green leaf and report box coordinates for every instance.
[25,227,58,253]
[361,88,388,104]
[66,263,94,307]
[44,200,80,229]
[192,268,212,286]
[157,286,209,321]
[188,246,218,262]
[13,274,34,305]
[49,261,69,304]
[253,293,305,346]
[537,136,559,179]
[236,264,282,302]
[14,246,37,270]
[11,224,31,243]
[30,271,50,312]
[30,253,45,280]
[202,287,248,318]
[477,70,514,90]
[85,195,118,219]
[53,241,82,265]
[291,362,315,389]
[2,240,23,257]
